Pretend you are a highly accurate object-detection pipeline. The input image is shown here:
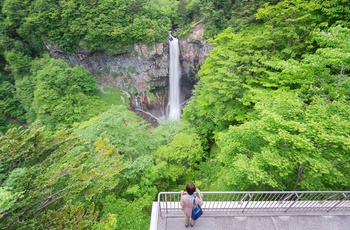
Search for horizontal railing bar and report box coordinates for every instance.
[158,191,350,195]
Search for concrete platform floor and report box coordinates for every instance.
[163,215,350,230]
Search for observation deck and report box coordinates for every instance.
[150,191,350,230]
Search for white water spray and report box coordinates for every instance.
[168,35,181,120]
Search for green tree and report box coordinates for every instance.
[255,0,322,59]
[217,88,350,191]
[0,73,26,132]
[183,0,327,147]
[313,0,350,27]
[183,1,350,192]
[75,106,158,201]
[99,195,151,230]
[0,127,125,229]
[213,26,350,191]
[28,56,106,130]
[182,27,263,145]
[152,131,204,190]
[4,50,31,75]
[0,187,23,218]
[263,26,350,102]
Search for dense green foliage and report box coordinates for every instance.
[1,0,172,55]
[0,106,189,229]
[1,0,350,229]
[183,0,350,191]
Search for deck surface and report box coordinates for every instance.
[162,214,350,230]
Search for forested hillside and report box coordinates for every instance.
[1,0,350,229]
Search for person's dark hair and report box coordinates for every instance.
[186,182,196,195]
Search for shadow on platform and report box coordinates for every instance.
[164,215,350,230]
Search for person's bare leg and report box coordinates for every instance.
[191,219,195,227]
[184,216,189,227]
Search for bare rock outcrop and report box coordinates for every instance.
[47,23,213,122]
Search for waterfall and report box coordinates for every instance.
[168,35,181,120]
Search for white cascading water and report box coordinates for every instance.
[168,35,181,120]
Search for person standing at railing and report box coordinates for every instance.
[180,182,203,227]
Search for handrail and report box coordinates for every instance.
[152,191,350,229]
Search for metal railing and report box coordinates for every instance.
[152,191,350,229]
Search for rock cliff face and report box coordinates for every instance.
[48,23,212,123]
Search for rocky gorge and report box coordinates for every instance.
[47,23,212,125]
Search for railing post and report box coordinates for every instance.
[284,193,303,213]
[242,193,254,213]
[165,193,169,214]
[240,194,249,204]
[282,193,294,202]
[158,192,162,218]
[327,193,347,212]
